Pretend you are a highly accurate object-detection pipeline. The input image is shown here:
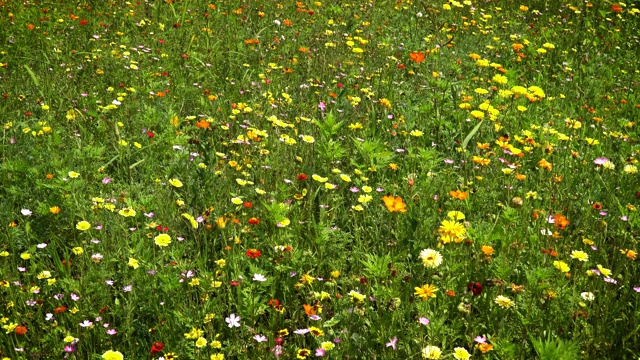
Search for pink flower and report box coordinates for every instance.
[386,337,397,350]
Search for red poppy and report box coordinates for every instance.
[243,202,253,208]
[296,173,308,181]
[592,203,603,210]
[611,4,623,13]
[248,217,260,225]
[15,325,28,335]
[79,19,88,26]
[54,305,67,314]
[246,249,261,259]
[150,341,164,355]
[467,282,483,296]
[147,131,155,138]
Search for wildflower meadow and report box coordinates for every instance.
[2,1,640,359]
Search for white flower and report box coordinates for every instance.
[581,292,595,301]
[225,313,241,328]
[253,273,267,282]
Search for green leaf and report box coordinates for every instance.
[462,120,483,149]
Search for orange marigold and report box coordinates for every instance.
[449,190,469,200]
[409,51,426,63]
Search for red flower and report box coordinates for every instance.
[147,131,155,138]
[79,19,88,26]
[15,325,27,335]
[243,202,253,208]
[248,217,260,225]
[246,249,261,259]
[611,4,623,13]
[467,282,483,296]
[296,173,308,181]
[150,341,164,355]
[54,305,67,314]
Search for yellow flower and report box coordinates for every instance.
[64,335,75,343]
[422,345,442,359]
[101,350,124,360]
[72,247,83,255]
[169,178,183,188]
[184,327,204,340]
[21,252,31,260]
[453,347,471,360]
[553,260,570,273]
[128,258,140,269]
[494,295,514,308]
[321,341,335,351]
[470,110,484,119]
[414,284,438,301]
[597,264,612,277]
[447,211,465,220]
[76,221,91,231]
[211,355,224,360]
[68,171,80,178]
[570,250,589,262]
[155,234,171,247]
[118,208,136,217]
[195,337,207,348]
[439,220,466,238]
[312,174,328,183]
[211,340,222,349]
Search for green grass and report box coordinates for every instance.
[1,1,640,359]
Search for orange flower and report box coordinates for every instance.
[15,325,27,335]
[477,343,493,353]
[592,202,602,210]
[382,195,407,213]
[512,43,524,52]
[244,38,260,45]
[449,190,469,200]
[554,213,570,230]
[611,4,623,13]
[283,19,293,26]
[49,206,61,214]
[195,119,210,129]
[472,156,491,166]
[409,51,426,63]
[538,159,553,171]
[445,290,456,297]
[26,24,35,30]
[303,304,316,316]
[481,245,494,255]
